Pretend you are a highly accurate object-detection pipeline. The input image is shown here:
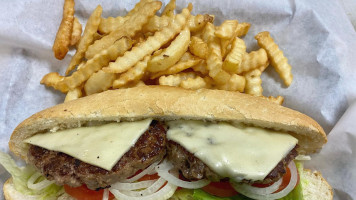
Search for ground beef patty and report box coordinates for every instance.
[28,121,166,190]
[167,140,298,184]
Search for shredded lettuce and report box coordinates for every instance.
[0,151,63,199]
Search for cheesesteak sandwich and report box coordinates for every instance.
[1,86,333,200]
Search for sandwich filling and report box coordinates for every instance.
[23,119,298,190]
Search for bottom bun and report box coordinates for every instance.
[301,169,333,200]
[3,169,333,200]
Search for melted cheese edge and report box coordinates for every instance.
[167,120,298,181]
[24,119,152,171]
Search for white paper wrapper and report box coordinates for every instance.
[1,0,356,199]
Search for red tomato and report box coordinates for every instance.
[202,181,239,197]
[64,185,115,200]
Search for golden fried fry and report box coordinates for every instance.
[98,16,126,35]
[158,72,196,86]
[40,72,68,93]
[188,14,214,32]
[64,87,82,102]
[235,22,251,37]
[261,96,284,105]
[244,69,263,96]
[220,22,250,57]
[189,36,208,59]
[255,31,293,86]
[223,37,246,73]
[204,23,230,85]
[215,20,238,39]
[142,15,171,33]
[151,52,201,79]
[119,80,146,89]
[127,0,154,17]
[162,0,176,17]
[70,17,82,46]
[85,1,162,59]
[113,55,150,88]
[180,76,209,90]
[103,8,191,73]
[42,37,132,92]
[66,5,102,75]
[147,27,190,72]
[52,0,75,60]
[216,74,245,92]
[84,70,116,95]
[192,60,209,75]
[237,48,268,74]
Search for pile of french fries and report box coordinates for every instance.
[42,0,293,105]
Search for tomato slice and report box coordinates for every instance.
[138,173,160,181]
[64,185,115,200]
[202,181,239,197]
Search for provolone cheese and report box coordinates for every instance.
[24,119,152,171]
[167,120,298,181]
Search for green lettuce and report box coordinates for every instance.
[0,151,63,199]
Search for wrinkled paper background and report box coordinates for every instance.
[1,0,356,199]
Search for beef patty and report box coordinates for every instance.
[167,140,298,184]
[28,121,166,190]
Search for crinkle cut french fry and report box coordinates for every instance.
[261,96,284,105]
[85,1,162,59]
[244,69,263,96]
[70,17,82,46]
[217,74,245,92]
[127,0,154,17]
[189,36,208,59]
[192,60,209,75]
[64,37,132,89]
[188,14,214,32]
[204,23,230,85]
[235,22,251,37]
[158,72,196,87]
[255,31,293,86]
[103,8,191,73]
[52,0,75,60]
[42,37,132,92]
[215,20,238,39]
[142,15,172,33]
[98,16,126,35]
[180,76,209,90]
[113,55,151,89]
[162,0,176,17]
[223,37,246,73]
[66,5,102,75]
[147,27,190,73]
[237,48,268,74]
[150,52,201,79]
[84,70,116,95]
[221,22,250,57]
[40,72,69,93]
[64,87,82,102]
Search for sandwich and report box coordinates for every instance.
[1,86,333,200]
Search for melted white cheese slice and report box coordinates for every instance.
[24,119,152,171]
[167,120,298,181]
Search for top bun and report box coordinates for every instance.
[9,86,326,161]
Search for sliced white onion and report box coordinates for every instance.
[111,180,157,191]
[155,161,210,189]
[123,161,160,183]
[27,172,55,190]
[121,178,166,197]
[231,161,298,200]
[102,189,109,200]
[110,181,177,200]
